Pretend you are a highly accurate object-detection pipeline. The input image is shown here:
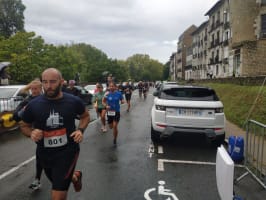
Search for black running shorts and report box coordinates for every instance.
[39,146,80,191]
[97,108,106,114]
[125,94,132,101]
[107,112,120,124]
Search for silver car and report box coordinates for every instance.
[0,85,28,133]
[151,84,225,145]
[0,85,28,112]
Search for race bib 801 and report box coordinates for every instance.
[43,128,68,148]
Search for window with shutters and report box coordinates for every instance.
[261,14,266,38]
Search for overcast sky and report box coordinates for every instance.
[22,0,217,63]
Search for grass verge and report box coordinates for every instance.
[201,83,266,128]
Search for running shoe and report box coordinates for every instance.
[73,170,82,192]
[102,127,107,132]
[29,179,41,190]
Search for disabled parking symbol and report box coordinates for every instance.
[144,180,179,200]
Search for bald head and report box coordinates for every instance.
[41,68,64,99]
[42,68,62,80]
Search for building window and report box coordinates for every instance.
[233,52,240,77]
[261,14,266,38]
[223,10,228,22]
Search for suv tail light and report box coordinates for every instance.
[155,105,166,111]
[215,107,223,113]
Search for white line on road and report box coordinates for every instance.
[148,143,155,158]
[158,146,163,154]
[158,159,216,171]
[0,156,36,180]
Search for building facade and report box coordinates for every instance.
[169,52,177,80]
[176,25,197,80]
[172,0,266,80]
[190,21,209,80]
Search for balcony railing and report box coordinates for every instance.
[223,39,229,46]
[224,21,230,29]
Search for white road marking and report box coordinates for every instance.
[148,143,155,158]
[0,156,36,180]
[144,180,179,200]
[158,145,163,154]
[158,159,216,172]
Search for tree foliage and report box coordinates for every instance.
[0,0,168,83]
[163,61,170,80]
[0,0,25,38]
[124,54,164,81]
[0,31,167,84]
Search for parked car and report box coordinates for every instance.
[0,85,28,112]
[84,84,96,95]
[151,84,225,145]
[84,83,107,96]
[74,85,93,105]
[0,85,28,133]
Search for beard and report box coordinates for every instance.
[44,84,61,98]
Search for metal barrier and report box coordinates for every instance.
[0,97,24,112]
[235,120,266,189]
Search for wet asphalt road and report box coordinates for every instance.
[0,89,265,200]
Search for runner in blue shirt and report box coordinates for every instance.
[103,82,124,146]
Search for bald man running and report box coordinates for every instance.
[20,68,90,200]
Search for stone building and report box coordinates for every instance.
[190,21,209,80]
[205,0,231,78]
[230,0,266,76]
[169,52,177,80]
[172,0,266,80]
[176,25,197,80]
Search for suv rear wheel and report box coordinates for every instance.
[211,134,225,146]
[151,125,161,143]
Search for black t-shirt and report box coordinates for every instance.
[65,87,79,96]
[22,92,85,152]
[124,85,133,95]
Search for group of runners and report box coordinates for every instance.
[11,67,152,200]
[12,68,147,200]
[92,79,150,139]
[92,81,125,145]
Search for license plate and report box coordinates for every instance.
[176,108,202,116]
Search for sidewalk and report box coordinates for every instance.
[225,120,266,188]
[225,120,246,141]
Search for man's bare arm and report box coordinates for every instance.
[19,121,43,142]
[19,121,33,137]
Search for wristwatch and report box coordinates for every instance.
[77,127,85,134]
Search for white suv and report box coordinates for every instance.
[151,84,225,145]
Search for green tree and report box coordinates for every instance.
[0,0,25,38]
[163,61,170,80]
[125,54,164,81]
[0,32,48,83]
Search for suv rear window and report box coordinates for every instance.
[160,87,219,101]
